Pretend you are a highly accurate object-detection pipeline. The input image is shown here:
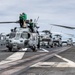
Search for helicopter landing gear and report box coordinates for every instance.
[7,45,18,52]
[37,38,40,49]
[8,47,17,52]
[8,47,12,52]
[50,45,53,48]
[31,45,37,52]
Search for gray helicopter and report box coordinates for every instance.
[50,24,75,46]
[0,19,40,52]
[39,30,53,48]
[53,34,62,47]
[6,27,40,52]
[67,38,73,46]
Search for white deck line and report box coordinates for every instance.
[0,48,27,65]
[31,62,75,67]
[39,48,49,52]
[31,54,75,68]
[55,54,75,66]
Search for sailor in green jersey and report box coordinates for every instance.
[22,13,27,27]
[22,13,27,20]
[29,19,34,32]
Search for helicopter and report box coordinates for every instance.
[39,30,53,48]
[50,24,75,46]
[53,34,62,47]
[67,38,73,46]
[0,19,40,52]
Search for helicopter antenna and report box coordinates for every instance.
[34,16,39,23]
[33,17,39,29]
[36,16,39,23]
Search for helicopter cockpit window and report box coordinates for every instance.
[60,38,61,40]
[9,33,16,38]
[40,32,45,36]
[45,32,49,35]
[54,35,59,38]
[21,32,30,39]
[50,35,52,38]
[0,36,4,40]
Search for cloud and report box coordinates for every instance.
[0,0,75,40]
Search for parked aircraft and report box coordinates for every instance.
[6,27,40,52]
[50,24,75,46]
[53,34,62,47]
[67,38,73,46]
[0,18,40,52]
[39,30,53,48]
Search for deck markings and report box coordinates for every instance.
[31,62,75,67]
[31,54,75,68]
[0,48,48,65]
[55,54,75,66]
[19,48,28,51]
[38,48,49,52]
[0,48,27,65]
[0,47,71,65]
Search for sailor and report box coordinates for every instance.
[14,27,17,32]
[29,19,34,32]
[22,12,27,28]
[19,14,23,28]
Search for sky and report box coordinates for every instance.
[0,0,75,41]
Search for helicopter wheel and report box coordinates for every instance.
[8,47,18,52]
[31,45,37,52]
[12,48,17,52]
[8,47,12,52]
[37,39,40,49]
[50,45,53,48]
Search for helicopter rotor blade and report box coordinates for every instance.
[50,24,75,29]
[0,21,19,24]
